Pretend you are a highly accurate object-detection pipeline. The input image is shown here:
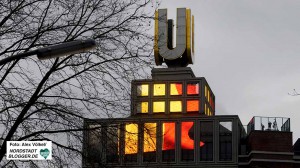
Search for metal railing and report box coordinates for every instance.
[247,116,290,134]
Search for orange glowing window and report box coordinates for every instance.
[162,122,176,151]
[125,124,138,154]
[137,84,149,96]
[137,102,148,113]
[170,101,182,112]
[143,123,157,152]
[170,83,182,95]
[181,121,195,161]
[153,101,165,113]
[187,100,199,112]
[153,84,165,96]
[181,122,194,150]
[187,83,199,95]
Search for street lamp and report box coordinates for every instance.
[0,39,96,66]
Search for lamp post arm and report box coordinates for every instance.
[0,50,37,66]
[0,39,96,66]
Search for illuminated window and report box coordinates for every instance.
[137,84,149,96]
[170,83,182,95]
[207,90,210,102]
[162,122,175,162]
[210,95,215,111]
[137,102,148,113]
[170,101,182,112]
[153,84,165,96]
[187,100,199,112]
[143,123,157,162]
[153,101,165,113]
[187,83,199,95]
[181,121,194,161]
[205,85,210,102]
[124,123,138,162]
[200,122,213,161]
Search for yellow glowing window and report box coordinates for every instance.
[207,89,210,102]
[170,83,182,95]
[137,102,148,113]
[153,101,165,113]
[137,84,149,96]
[143,123,157,152]
[187,83,199,95]
[125,123,138,154]
[187,100,199,112]
[153,84,165,96]
[170,101,182,112]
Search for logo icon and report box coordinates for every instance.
[40,148,50,159]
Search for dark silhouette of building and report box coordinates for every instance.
[82,68,300,167]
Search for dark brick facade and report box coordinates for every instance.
[248,131,292,152]
[239,131,300,168]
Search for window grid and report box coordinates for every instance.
[133,81,215,115]
[85,118,237,166]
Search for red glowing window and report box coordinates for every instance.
[187,100,199,112]
[181,121,194,161]
[162,122,176,162]
[187,83,199,95]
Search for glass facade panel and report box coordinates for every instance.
[187,83,199,95]
[137,102,148,113]
[162,122,176,162]
[181,121,194,161]
[200,122,213,161]
[87,125,102,164]
[125,123,138,162]
[143,123,157,162]
[153,84,165,96]
[153,101,165,113]
[137,84,149,96]
[170,101,182,112]
[170,83,182,95]
[106,125,119,163]
[219,121,232,161]
[187,100,199,112]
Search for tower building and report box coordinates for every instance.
[82,8,300,168]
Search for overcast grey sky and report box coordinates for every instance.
[156,0,300,142]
